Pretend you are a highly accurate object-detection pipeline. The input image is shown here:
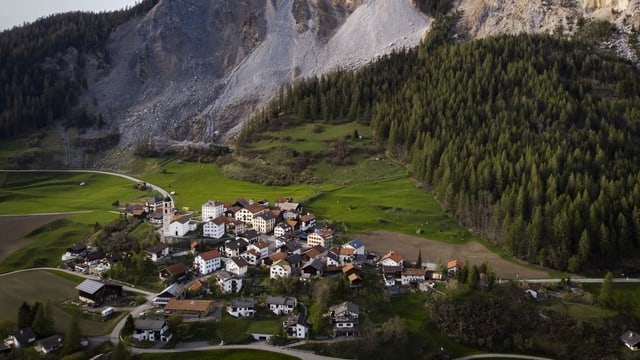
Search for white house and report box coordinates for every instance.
[270,259,292,279]
[307,227,333,248]
[223,238,248,258]
[248,241,270,259]
[169,215,197,237]
[194,250,223,275]
[203,217,226,239]
[328,301,360,337]
[6,328,36,348]
[241,249,260,266]
[283,313,308,339]
[379,250,404,268]
[253,212,276,234]
[216,270,243,294]
[274,222,293,238]
[227,298,257,318]
[401,268,426,285]
[226,256,248,277]
[299,213,316,231]
[620,330,640,351]
[152,283,185,306]
[343,239,365,255]
[235,204,266,224]
[202,200,225,221]
[146,244,170,262]
[265,296,297,315]
[132,319,172,343]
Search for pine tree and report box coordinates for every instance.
[62,315,81,355]
[32,301,54,337]
[416,249,423,269]
[17,301,31,329]
[598,272,614,308]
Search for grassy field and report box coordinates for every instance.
[0,270,122,336]
[539,299,618,320]
[583,282,640,317]
[0,212,120,273]
[220,314,282,344]
[140,349,299,360]
[0,171,155,215]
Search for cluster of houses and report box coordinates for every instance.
[2,327,87,355]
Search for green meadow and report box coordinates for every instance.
[0,270,124,336]
[0,171,155,215]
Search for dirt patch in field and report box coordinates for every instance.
[0,214,68,262]
[354,230,549,279]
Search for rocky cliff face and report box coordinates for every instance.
[80,0,640,166]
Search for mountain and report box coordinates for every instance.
[85,0,430,163]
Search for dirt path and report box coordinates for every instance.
[354,230,549,280]
[0,214,69,262]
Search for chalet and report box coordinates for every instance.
[277,201,301,212]
[328,301,360,337]
[265,296,297,315]
[299,213,316,231]
[203,217,226,239]
[342,263,362,278]
[153,283,185,306]
[164,299,214,317]
[145,196,164,213]
[343,239,365,255]
[202,200,225,220]
[274,196,294,206]
[169,215,197,237]
[382,266,402,287]
[338,247,355,265]
[253,212,276,234]
[241,249,260,266]
[194,249,223,275]
[146,244,170,262]
[228,298,257,318]
[247,241,270,259]
[301,258,324,279]
[215,270,243,294]
[34,334,63,354]
[75,279,122,305]
[447,259,464,277]
[6,328,36,348]
[303,245,325,262]
[326,249,340,267]
[223,238,249,258]
[283,313,309,339]
[226,256,249,277]
[274,222,293,238]
[235,204,266,224]
[124,203,145,217]
[347,272,364,287]
[621,330,640,351]
[379,251,404,268]
[270,259,292,279]
[401,268,426,285]
[307,227,333,248]
[159,263,188,282]
[282,210,300,221]
[132,319,172,343]
[237,229,260,243]
[187,279,209,295]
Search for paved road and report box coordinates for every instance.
[0,169,171,202]
[454,354,553,360]
[503,278,640,284]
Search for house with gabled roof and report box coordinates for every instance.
[62,243,87,261]
[283,313,309,339]
[6,328,36,348]
[265,296,297,315]
[379,251,404,268]
[164,299,214,317]
[34,334,63,354]
[264,251,287,266]
[241,249,260,266]
[146,244,170,262]
[76,279,122,305]
[228,298,257,318]
[235,204,266,224]
[202,200,225,221]
[274,222,293,238]
[343,239,365,255]
[226,256,249,277]
[215,270,243,294]
[401,268,426,285]
[247,241,270,259]
[203,216,226,239]
[270,259,292,279]
[132,319,172,343]
[301,258,324,279]
[253,212,276,234]
[328,301,360,337]
[223,238,249,258]
[307,227,333,249]
[169,215,197,237]
[285,254,304,270]
[153,283,185,306]
[237,229,260,243]
[194,249,223,275]
[326,249,341,267]
[159,263,188,282]
[299,213,316,231]
[447,259,464,277]
[279,241,302,255]
[303,245,325,262]
[339,247,355,265]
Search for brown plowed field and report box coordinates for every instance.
[0,214,67,262]
[355,230,549,279]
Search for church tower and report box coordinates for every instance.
[162,195,174,237]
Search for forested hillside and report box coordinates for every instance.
[241,18,640,272]
[0,0,158,138]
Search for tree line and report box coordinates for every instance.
[0,0,158,138]
[240,19,640,272]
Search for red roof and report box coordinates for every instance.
[447,259,464,269]
[381,250,403,263]
[199,250,222,261]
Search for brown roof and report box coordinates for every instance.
[304,248,320,259]
[300,214,315,222]
[191,241,199,250]
[199,250,222,261]
[252,241,269,249]
[245,204,265,214]
[347,273,363,283]
[402,268,426,276]
[342,263,361,274]
[188,279,207,292]
[269,252,287,261]
[163,263,188,275]
[447,259,464,269]
[340,247,355,256]
[165,299,213,313]
[286,219,298,228]
[132,209,146,216]
[381,250,403,263]
[211,216,227,225]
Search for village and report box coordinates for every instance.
[52,193,466,348]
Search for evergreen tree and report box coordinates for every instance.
[62,315,81,355]
[111,341,131,360]
[32,301,54,337]
[416,249,423,268]
[17,301,31,329]
[598,272,614,308]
